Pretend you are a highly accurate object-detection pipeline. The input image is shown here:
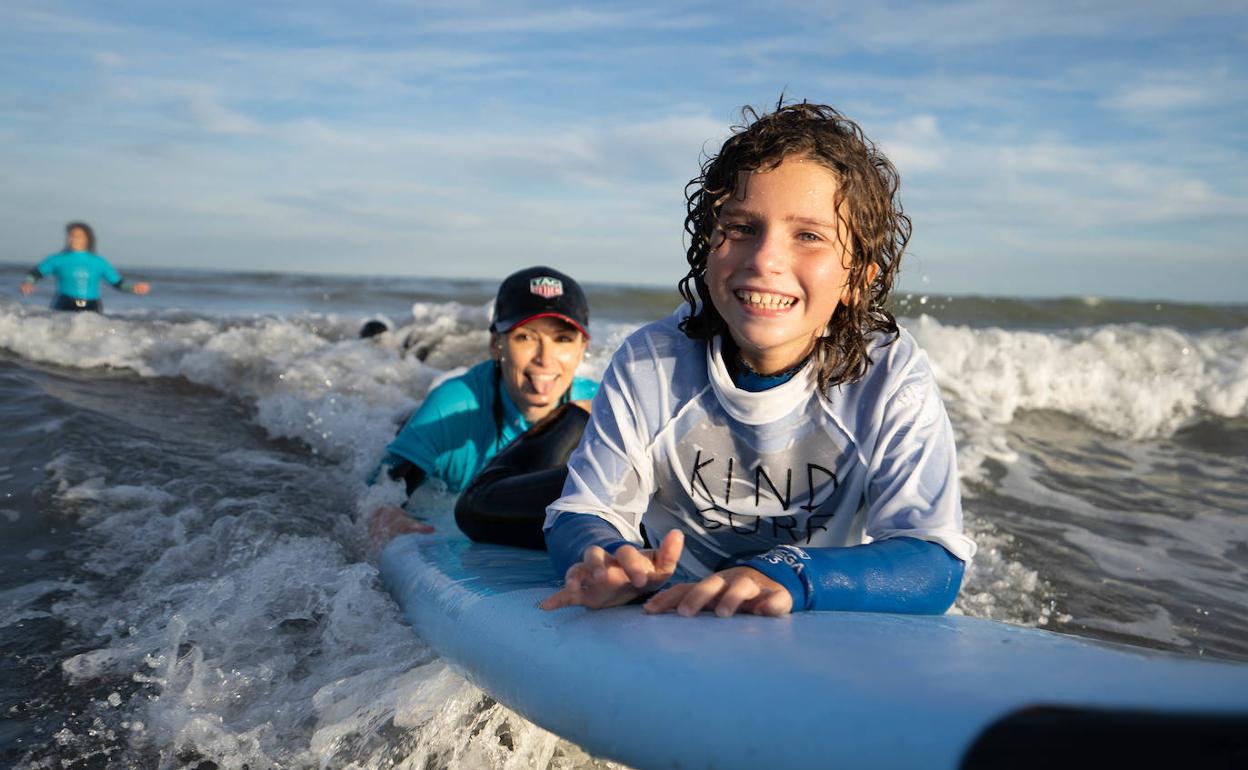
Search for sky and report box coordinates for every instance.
[2,1,1246,302]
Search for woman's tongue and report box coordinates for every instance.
[526,371,557,395]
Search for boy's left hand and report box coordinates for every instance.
[643,566,794,618]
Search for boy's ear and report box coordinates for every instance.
[489,331,503,359]
[841,262,881,306]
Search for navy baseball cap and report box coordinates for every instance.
[491,266,590,337]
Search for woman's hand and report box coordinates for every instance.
[643,566,794,618]
[368,504,435,551]
[540,530,684,610]
[133,282,151,295]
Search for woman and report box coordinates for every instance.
[21,222,150,311]
[370,266,597,549]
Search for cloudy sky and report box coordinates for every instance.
[2,1,1245,301]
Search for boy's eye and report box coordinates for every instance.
[722,222,755,237]
[797,231,823,242]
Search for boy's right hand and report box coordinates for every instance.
[20,282,35,296]
[539,530,684,610]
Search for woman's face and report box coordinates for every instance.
[493,316,588,424]
[66,227,90,252]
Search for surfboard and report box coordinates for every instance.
[379,530,1248,769]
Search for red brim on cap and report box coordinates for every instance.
[496,312,589,338]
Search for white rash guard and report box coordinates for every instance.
[545,308,976,579]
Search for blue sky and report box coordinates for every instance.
[2,1,1246,302]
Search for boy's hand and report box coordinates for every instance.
[20,282,35,296]
[133,282,151,295]
[643,566,793,618]
[540,530,683,611]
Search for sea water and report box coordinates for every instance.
[2,264,1246,768]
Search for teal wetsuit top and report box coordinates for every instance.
[383,360,599,493]
[31,251,124,300]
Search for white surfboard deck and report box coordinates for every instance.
[379,531,1248,769]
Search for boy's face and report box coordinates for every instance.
[706,156,854,375]
[491,316,588,424]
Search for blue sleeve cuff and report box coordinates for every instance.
[544,513,635,578]
[743,546,813,611]
[744,537,965,615]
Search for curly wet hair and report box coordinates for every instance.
[677,100,911,394]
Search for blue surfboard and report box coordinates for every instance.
[379,530,1248,769]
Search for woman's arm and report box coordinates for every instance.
[20,265,44,295]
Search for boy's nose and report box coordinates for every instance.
[746,232,786,273]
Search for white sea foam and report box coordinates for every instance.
[908,314,1248,479]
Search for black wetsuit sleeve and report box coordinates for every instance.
[387,458,428,497]
[454,404,589,551]
[25,268,42,282]
[455,467,568,550]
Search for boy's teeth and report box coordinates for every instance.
[735,290,794,309]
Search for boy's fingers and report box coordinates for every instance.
[615,547,655,588]
[543,565,592,611]
[654,530,684,574]
[561,563,589,588]
[643,583,693,614]
[583,546,608,574]
[677,575,726,617]
[539,588,580,611]
[714,576,762,617]
[749,589,794,617]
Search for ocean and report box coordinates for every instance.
[2,263,1247,769]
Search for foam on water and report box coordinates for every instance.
[3,297,1245,767]
[0,300,640,768]
[909,314,1248,480]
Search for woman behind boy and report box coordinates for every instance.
[370,266,598,549]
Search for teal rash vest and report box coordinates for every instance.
[383,360,599,493]
[33,251,124,300]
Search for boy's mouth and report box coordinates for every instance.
[733,289,796,310]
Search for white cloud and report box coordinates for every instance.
[1102,70,1234,114]
[878,114,945,172]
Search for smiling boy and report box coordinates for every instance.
[540,102,975,617]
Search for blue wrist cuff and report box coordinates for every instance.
[744,546,813,611]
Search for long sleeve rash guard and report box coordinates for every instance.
[543,308,975,613]
[30,251,126,300]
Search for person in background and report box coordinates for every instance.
[20,222,150,311]
[540,101,975,618]
[370,266,598,550]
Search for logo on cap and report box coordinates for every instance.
[529,277,564,299]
